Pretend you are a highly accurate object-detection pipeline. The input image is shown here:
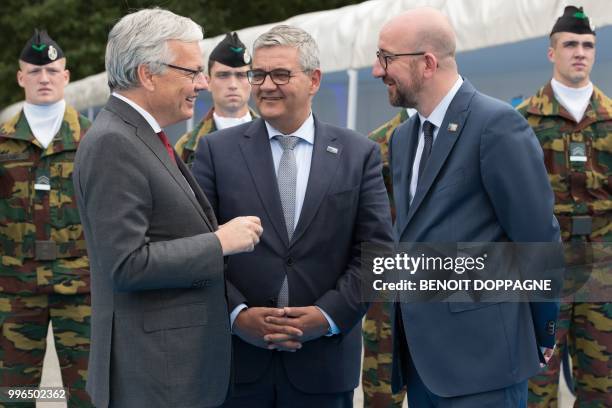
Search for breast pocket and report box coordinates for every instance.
[0,156,32,201]
[432,168,464,195]
[49,160,79,228]
[327,185,359,211]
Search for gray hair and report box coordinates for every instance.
[105,8,203,90]
[253,25,320,71]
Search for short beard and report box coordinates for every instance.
[388,63,422,108]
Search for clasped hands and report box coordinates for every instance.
[233,306,330,352]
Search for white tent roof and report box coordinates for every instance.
[2,0,610,122]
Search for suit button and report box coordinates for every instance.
[286,257,294,267]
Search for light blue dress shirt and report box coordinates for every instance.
[231,113,339,336]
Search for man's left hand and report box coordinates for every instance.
[264,306,330,348]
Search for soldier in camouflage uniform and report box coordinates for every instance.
[0,30,92,407]
[362,108,410,408]
[175,32,257,167]
[517,6,611,407]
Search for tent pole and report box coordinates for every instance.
[346,69,358,130]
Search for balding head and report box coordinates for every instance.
[373,7,460,116]
[382,7,456,66]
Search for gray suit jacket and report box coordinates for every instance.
[73,96,231,407]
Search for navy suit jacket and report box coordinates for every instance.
[389,80,561,397]
[192,117,393,393]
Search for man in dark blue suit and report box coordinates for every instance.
[372,8,562,407]
[192,24,393,407]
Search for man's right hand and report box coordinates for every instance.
[233,307,303,351]
[215,216,263,255]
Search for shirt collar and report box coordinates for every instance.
[213,110,252,130]
[112,92,162,133]
[265,113,315,145]
[418,76,463,130]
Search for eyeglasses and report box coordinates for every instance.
[246,69,304,85]
[376,49,426,70]
[213,71,249,81]
[162,63,205,83]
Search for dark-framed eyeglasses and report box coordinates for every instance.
[246,69,304,85]
[162,63,205,83]
[376,49,426,70]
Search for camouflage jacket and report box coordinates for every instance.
[368,109,410,221]
[175,106,258,167]
[517,83,611,241]
[0,105,91,294]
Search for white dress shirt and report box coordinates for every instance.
[409,76,463,203]
[112,92,162,133]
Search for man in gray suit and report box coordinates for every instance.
[372,8,561,408]
[73,8,263,408]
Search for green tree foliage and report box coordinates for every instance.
[1,0,362,108]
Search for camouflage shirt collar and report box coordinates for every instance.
[525,82,612,122]
[0,105,83,154]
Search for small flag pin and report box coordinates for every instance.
[326,146,338,154]
[448,123,459,132]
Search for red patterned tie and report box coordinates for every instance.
[156,131,176,164]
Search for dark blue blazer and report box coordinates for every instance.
[192,117,393,393]
[389,80,561,397]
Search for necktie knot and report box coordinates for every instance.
[276,135,300,151]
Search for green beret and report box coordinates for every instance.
[550,6,595,36]
[209,32,251,68]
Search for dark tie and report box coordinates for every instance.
[418,121,435,180]
[157,131,176,164]
[275,135,300,308]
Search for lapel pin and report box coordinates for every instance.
[448,123,459,132]
[326,146,338,154]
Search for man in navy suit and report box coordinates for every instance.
[192,24,393,407]
[372,8,562,407]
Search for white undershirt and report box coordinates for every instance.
[213,111,252,130]
[550,78,593,123]
[23,100,66,148]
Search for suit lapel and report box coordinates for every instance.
[401,81,475,236]
[176,157,216,230]
[291,120,341,245]
[396,116,420,233]
[240,119,290,246]
[105,96,214,230]
[136,125,217,230]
